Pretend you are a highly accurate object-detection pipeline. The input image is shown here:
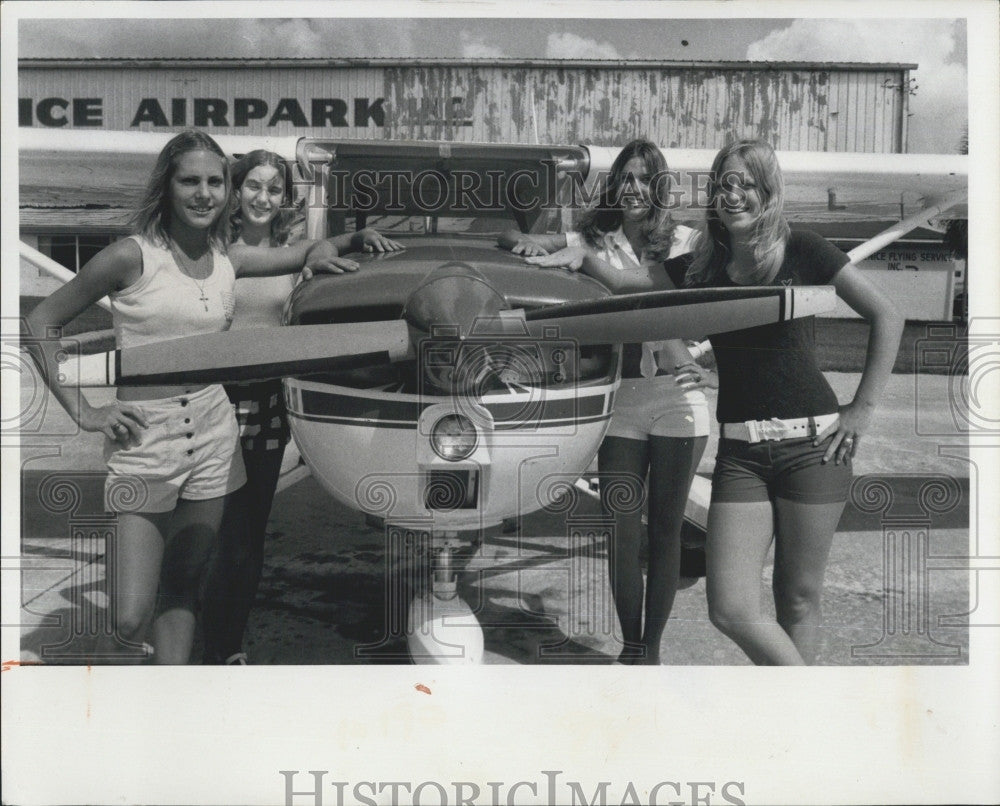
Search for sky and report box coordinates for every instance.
[17,13,969,153]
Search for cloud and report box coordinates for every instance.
[545,32,623,60]
[459,30,505,59]
[19,18,417,59]
[747,19,967,153]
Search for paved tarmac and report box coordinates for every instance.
[14,372,972,665]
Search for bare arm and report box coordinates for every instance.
[581,251,663,293]
[497,230,568,256]
[23,239,149,442]
[817,263,904,463]
[345,227,406,254]
[230,238,363,278]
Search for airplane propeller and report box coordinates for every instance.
[54,263,835,387]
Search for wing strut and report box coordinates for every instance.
[846,189,967,264]
[20,240,112,312]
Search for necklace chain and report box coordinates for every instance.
[170,243,212,311]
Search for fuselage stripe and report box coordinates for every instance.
[298,388,609,421]
[289,412,613,429]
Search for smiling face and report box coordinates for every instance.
[618,157,653,223]
[239,164,286,231]
[715,154,762,235]
[168,149,228,232]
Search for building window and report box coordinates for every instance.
[36,234,117,273]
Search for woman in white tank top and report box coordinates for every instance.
[26,130,361,665]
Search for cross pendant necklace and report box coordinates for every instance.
[170,243,212,311]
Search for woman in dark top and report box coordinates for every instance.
[681,139,903,665]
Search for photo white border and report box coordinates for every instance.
[2,2,998,804]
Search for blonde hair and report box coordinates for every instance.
[685,139,790,286]
[130,130,231,252]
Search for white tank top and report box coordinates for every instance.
[111,235,237,349]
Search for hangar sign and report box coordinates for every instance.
[823,243,958,321]
[861,247,955,272]
[18,96,444,129]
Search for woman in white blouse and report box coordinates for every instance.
[499,139,714,664]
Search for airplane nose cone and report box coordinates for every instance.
[402,262,510,336]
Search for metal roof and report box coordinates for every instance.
[20,57,918,71]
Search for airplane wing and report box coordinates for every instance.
[585,145,968,223]
[21,130,967,226]
[19,129,299,208]
[18,130,963,388]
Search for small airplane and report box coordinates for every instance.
[18,131,967,663]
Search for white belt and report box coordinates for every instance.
[721,413,839,443]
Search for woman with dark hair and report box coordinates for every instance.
[499,138,713,664]
[680,139,903,665]
[26,131,355,664]
[201,149,403,664]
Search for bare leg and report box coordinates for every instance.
[153,496,224,664]
[599,436,648,664]
[706,501,805,665]
[111,511,170,660]
[642,435,707,664]
[772,498,846,664]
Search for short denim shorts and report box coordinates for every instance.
[711,435,852,505]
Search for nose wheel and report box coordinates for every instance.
[405,533,484,664]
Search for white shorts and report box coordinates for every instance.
[606,375,710,440]
[104,384,246,514]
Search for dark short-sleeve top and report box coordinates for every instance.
[666,229,850,423]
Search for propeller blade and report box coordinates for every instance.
[523,286,834,343]
[57,321,411,387]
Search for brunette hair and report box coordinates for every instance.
[130,129,232,251]
[685,139,790,286]
[229,149,302,246]
[577,138,678,261]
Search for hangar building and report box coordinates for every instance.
[18,58,959,320]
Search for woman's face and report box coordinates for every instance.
[618,157,654,223]
[715,154,762,235]
[169,149,227,231]
[239,164,286,230]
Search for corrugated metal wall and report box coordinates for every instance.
[19,60,909,152]
[383,64,907,151]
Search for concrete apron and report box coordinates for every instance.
[19,471,970,665]
[16,373,974,665]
